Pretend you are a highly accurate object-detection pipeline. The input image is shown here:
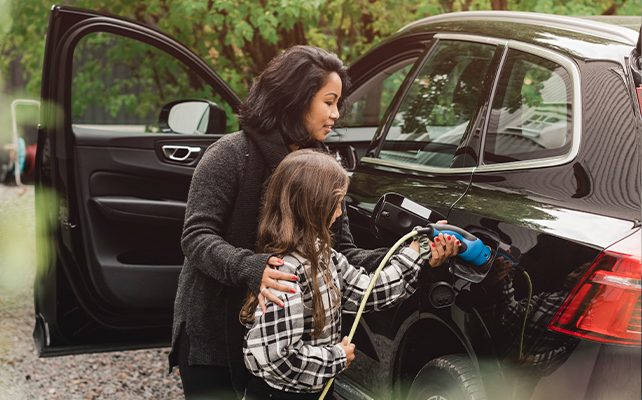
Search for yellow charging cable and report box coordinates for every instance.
[318,230,419,400]
[517,269,532,360]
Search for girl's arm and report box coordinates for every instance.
[244,263,347,390]
[338,245,423,313]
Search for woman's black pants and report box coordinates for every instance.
[177,326,238,399]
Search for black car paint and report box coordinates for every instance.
[339,14,640,400]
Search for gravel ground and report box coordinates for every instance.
[0,184,184,400]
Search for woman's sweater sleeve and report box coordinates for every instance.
[333,201,388,273]
[338,247,423,313]
[180,136,269,292]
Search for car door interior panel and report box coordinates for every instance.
[74,135,218,309]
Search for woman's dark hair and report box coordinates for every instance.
[238,45,350,145]
[240,149,349,337]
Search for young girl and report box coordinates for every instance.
[241,149,458,400]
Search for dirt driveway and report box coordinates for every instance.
[0,185,184,399]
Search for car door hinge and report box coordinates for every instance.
[60,219,76,229]
[59,205,76,229]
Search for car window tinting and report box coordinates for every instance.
[378,40,495,168]
[347,64,413,127]
[70,32,238,134]
[483,50,572,164]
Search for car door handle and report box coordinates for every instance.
[161,145,201,162]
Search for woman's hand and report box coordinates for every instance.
[257,257,299,312]
[428,220,461,268]
[338,336,356,369]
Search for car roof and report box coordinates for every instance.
[400,11,639,45]
[569,15,641,33]
[383,11,640,63]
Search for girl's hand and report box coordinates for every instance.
[257,257,299,312]
[483,257,513,285]
[410,240,420,253]
[338,336,355,369]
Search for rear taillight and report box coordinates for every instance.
[548,230,641,346]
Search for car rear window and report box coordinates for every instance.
[482,49,572,164]
[378,40,496,169]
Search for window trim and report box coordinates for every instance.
[56,17,241,144]
[475,41,582,172]
[363,36,581,174]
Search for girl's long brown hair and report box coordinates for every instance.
[240,149,349,338]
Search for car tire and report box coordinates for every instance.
[406,354,486,400]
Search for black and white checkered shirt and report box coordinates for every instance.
[243,246,422,393]
[473,271,581,375]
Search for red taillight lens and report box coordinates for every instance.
[548,231,641,346]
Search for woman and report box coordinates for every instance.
[168,46,389,399]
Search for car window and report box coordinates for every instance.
[482,49,572,164]
[378,40,496,168]
[71,32,238,134]
[347,62,414,127]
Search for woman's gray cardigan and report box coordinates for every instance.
[168,127,385,396]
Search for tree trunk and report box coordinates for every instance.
[490,0,508,10]
[601,1,620,15]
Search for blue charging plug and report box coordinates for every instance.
[416,224,492,267]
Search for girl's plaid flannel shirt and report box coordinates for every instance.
[243,246,423,393]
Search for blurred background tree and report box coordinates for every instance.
[0,0,639,125]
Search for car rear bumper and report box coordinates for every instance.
[531,340,641,400]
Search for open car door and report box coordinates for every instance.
[34,5,241,356]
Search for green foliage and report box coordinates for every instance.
[396,41,496,134]
[1,0,639,133]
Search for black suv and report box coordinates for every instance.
[35,7,640,400]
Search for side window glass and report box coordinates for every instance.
[71,32,238,134]
[483,50,572,164]
[347,62,413,126]
[379,41,495,168]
